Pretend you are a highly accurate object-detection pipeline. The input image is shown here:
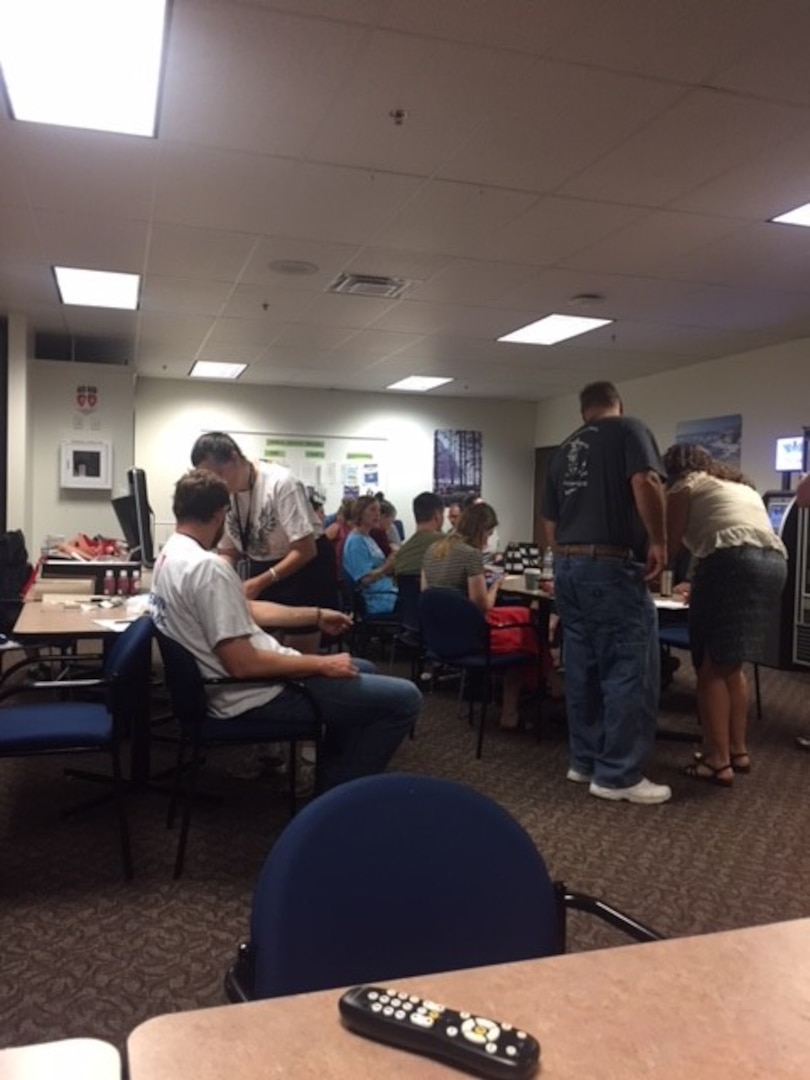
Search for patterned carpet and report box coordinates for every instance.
[1,656,810,1051]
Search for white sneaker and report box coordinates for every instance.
[566,768,591,784]
[589,777,672,805]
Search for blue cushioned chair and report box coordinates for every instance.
[0,615,154,880]
[388,573,423,681]
[154,629,324,878]
[224,773,664,1001]
[419,587,536,758]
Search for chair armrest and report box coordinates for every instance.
[558,884,665,944]
[0,676,106,705]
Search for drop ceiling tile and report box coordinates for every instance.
[141,276,233,315]
[328,328,422,361]
[205,316,285,349]
[240,237,360,289]
[161,3,366,156]
[147,223,258,280]
[35,211,149,272]
[372,180,536,255]
[713,9,810,106]
[561,88,810,206]
[0,205,42,260]
[409,260,540,305]
[439,62,683,193]
[223,284,316,321]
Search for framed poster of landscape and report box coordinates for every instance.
[674,413,742,467]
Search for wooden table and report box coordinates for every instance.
[127,919,810,1079]
[0,1037,120,1079]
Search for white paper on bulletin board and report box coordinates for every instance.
[225,431,388,513]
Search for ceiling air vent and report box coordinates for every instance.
[327,272,411,299]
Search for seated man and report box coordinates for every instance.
[149,470,420,789]
[393,491,445,577]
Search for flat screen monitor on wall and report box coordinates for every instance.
[775,436,804,473]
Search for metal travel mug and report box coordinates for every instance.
[659,570,673,596]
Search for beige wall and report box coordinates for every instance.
[535,336,810,494]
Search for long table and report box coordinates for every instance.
[126,918,810,1079]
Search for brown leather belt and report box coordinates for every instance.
[556,544,633,559]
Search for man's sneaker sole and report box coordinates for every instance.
[566,768,591,784]
[589,780,672,805]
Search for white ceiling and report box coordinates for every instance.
[3,0,810,401]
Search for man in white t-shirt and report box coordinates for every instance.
[149,470,420,787]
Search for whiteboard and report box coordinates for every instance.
[227,430,388,512]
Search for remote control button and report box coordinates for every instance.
[461,1018,501,1046]
[485,1043,498,1054]
[367,991,378,1001]
[446,1026,458,1037]
[501,1022,512,1031]
[396,991,408,1000]
[410,1013,434,1029]
[386,989,396,996]
[383,1006,394,1016]
[517,1030,527,1039]
[506,1046,517,1057]
[422,1000,444,1013]
[408,995,420,1004]
[402,1002,413,1012]
[379,995,389,1004]
[459,1011,471,1019]
[371,1003,382,1013]
[394,1010,405,1020]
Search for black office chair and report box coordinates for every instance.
[0,615,154,880]
[346,578,401,659]
[388,573,423,680]
[154,629,324,878]
[419,587,538,758]
[224,773,665,1001]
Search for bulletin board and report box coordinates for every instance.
[227,430,388,511]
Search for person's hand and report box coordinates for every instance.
[242,577,265,601]
[643,542,667,583]
[318,652,358,679]
[318,609,352,636]
[673,581,691,601]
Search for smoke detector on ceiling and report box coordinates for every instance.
[327,272,413,299]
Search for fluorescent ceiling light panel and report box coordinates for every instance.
[770,202,810,227]
[189,361,247,380]
[54,266,140,309]
[0,0,167,137]
[387,376,453,392]
[499,314,613,345]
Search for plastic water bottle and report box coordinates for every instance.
[540,547,554,581]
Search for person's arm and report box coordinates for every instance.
[630,470,667,581]
[796,473,810,509]
[540,517,556,549]
[665,488,691,563]
[243,535,317,600]
[215,635,357,681]
[467,571,500,612]
[248,600,351,637]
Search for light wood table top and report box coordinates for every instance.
[12,598,139,640]
[0,1037,120,1079]
[127,919,810,1080]
[500,575,554,600]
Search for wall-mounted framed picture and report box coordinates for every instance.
[60,439,113,490]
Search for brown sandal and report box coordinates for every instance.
[684,758,733,787]
[730,752,751,774]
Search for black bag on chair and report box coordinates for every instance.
[0,530,33,636]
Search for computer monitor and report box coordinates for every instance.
[764,491,795,536]
[112,469,154,566]
[775,436,804,473]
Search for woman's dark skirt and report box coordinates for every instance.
[689,545,787,668]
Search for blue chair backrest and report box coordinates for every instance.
[103,616,153,716]
[153,629,208,726]
[419,587,488,658]
[396,574,422,633]
[248,773,560,998]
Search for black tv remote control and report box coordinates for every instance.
[338,984,540,1079]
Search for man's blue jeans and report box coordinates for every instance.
[240,659,420,788]
[553,555,660,789]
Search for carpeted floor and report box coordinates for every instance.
[1,656,810,1051]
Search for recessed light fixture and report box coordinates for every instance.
[770,202,810,228]
[498,314,613,345]
[54,266,140,310]
[0,0,168,137]
[387,375,453,392]
[189,361,247,380]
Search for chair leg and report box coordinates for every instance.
[110,746,134,881]
[476,685,488,759]
[173,747,202,879]
[287,741,298,818]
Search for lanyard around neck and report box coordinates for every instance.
[232,463,255,553]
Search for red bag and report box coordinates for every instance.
[485,605,536,655]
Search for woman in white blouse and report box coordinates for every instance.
[664,443,787,786]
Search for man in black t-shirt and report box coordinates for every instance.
[541,381,671,804]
